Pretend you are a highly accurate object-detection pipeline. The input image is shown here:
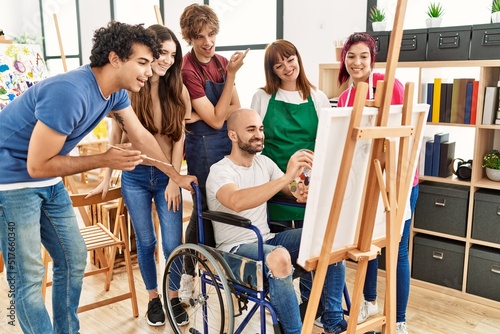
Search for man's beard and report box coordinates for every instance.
[238,138,263,155]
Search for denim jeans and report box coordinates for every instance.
[232,228,345,334]
[184,120,231,273]
[363,184,419,323]
[0,181,87,334]
[121,165,183,291]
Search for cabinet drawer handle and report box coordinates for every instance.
[497,207,500,216]
[492,265,500,274]
[434,198,446,207]
[482,31,500,46]
[438,34,459,49]
[432,251,444,260]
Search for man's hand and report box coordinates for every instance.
[174,175,198,193]
[226,48,250,75]
[104,143,143,170]
[285,150,313,182]
[285,150,313,203]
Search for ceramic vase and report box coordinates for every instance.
[492,12,500,23]
[425,17,442,28]
[372,21,387,32]
[486,167,500,181]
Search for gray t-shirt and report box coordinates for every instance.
[206,155,283,252]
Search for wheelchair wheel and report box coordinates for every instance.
[163,244,235,334]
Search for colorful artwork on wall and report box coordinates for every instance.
[0,44,48,111]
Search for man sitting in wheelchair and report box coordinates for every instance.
[206,108,347,334]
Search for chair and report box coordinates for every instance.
[41,186,139,316]
[161,183,350,334]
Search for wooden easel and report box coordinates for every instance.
[154,5,164,25]
[300,0,427,333]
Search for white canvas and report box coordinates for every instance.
[297,104,429,267]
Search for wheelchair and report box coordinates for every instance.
[162,183,350,334]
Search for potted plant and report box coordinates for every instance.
[483,149,500,181]
[491,0,500,23]
[369,6,387,32]
[426,2,444,28]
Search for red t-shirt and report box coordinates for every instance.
[181,52,229,100]
[337,72,405,107]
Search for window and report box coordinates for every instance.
[207,0,283,106]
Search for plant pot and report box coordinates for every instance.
[485,167,500,181]
[425,17,442,28]
[492,12,500,23]
[372,21,387,32]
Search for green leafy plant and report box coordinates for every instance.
[491,0,500,13]
[483,149,500,169]
[369,6,386,22]
[426,2,444,18]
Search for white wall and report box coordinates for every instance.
[2,0,42,43]
[6,1,490,106]
[283,0,368,86]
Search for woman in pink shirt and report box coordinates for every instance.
[337,32,418,334]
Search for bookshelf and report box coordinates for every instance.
[319,60,500,309]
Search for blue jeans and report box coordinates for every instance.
[0,182,87,334]
[232,228,345,334]
[121,165,183,292]
[363,184,419,323]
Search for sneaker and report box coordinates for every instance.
[323,318,347,334]
[171,297,189,326]
[179,274,195,306]
[146,296,165,326]
[358,300,379,324]
[396,322,408,334]
[314,316,322,327]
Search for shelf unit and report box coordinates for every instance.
[319,60,500,309]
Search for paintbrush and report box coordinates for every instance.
[107,144,173,167]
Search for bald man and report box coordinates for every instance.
[205,108,347,334]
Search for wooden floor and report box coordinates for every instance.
[1,260,500,334]
[1,177,499,333]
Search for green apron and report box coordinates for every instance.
[262,92,318,221]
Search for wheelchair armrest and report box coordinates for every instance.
[202,210,252,228]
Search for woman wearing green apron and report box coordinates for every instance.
[251,39,337,328]
[251,39,331,225]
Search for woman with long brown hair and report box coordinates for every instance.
[89,24,191,327]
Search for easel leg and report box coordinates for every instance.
[346,258,369,334]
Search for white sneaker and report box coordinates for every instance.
[396,321,408,334]
[179,274,194,306]
[357,300,378,324]
[314,316,322,327]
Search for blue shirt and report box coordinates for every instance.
[0,64,130,184]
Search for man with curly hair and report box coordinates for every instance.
[0,21,197,334]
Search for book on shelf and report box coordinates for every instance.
[450,79,461,123]
[439,82,453,123]
[470,81,479,125]
[451,78,475,124]
[419,135,433,176]
[432,78,441,123]
[426,82,434,122]
[432,132,449,177]
[464,82,474,124]
[439,141,456,177]
[482,86,499,125]
[424,140,434,176]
